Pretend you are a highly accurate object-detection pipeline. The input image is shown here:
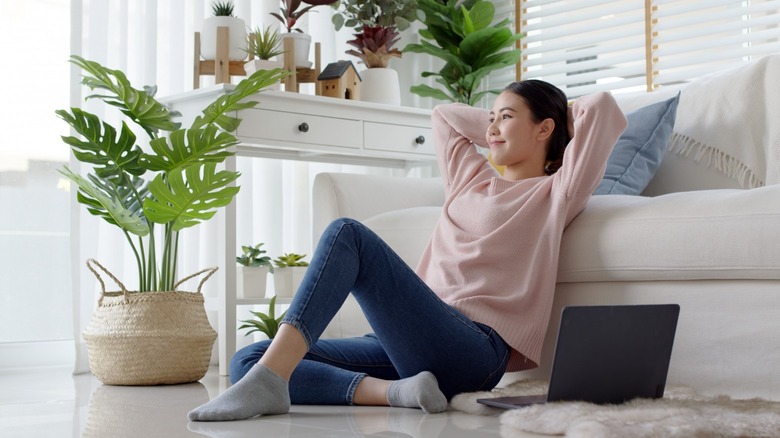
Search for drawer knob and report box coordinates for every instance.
[415,135,425,145]
[298,122,309,133]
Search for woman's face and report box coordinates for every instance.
[486,91,551,178]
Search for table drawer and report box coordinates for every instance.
[363,122,434,156]
[238,109,362,149]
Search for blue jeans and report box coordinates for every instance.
[231,218,510,405]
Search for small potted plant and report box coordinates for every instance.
[201,1,248,62]
[331,0,418,104]
[238,295,287,339]
[271,0,338,68]
[272,252,309,298]
[236,243,274,298]
[243,25,286,88]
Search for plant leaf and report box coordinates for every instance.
[59,167,148,236]
[191,68,291,132]
[69,55,181,138]
[140,125,238,172]
[56,108,145,179]
[143,163,240,231]
[409,84,452,101]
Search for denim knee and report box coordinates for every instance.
[229,340,271,384]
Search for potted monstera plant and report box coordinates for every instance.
[58,55,289,385]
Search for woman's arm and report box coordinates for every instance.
[431,103,494,191]
[556,91,627,201]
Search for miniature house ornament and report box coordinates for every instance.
[317,60,361,100]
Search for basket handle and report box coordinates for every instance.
[173,266,219,293]
[86,258,130,305]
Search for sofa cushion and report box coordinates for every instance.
[362,206,441,269]
[558,185,780,282]
[594,94,680,195]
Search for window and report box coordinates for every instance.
[516,0,780,97]
[0,0,73,367]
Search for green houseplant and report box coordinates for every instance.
[272,0,338,68]
[236,243,274,298]
[202,0,247,62]
[403,0,522,105]
[272,252,309,298]
[59,56,289,292]
[238,295,287,339]
[332,0,418,104]
[58,56,288,385]
[243,25,286,83]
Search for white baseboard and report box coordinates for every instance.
[0,340,74,370]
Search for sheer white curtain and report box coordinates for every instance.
[70,0,433,373]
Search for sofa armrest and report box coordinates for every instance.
[312,172,444,243]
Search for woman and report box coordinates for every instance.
[188,80,627,421]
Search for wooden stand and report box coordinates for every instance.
[193,27,321,93]
[282,38,322,95]
[193,27,248,89]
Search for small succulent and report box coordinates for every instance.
[245,26,285,60]
[273,253,310,268]
[238,295,286,339]
[347,25,402,68]
[211,0,235,17]
[237,243,274,271]
[272,0,338,33]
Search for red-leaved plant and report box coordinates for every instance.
[272,0,337,33]
[346,25,402,68]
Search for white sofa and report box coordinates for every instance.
[311,57,780,400]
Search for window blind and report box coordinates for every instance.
[514,0,780,97]
[518,0,647,98]
[652,0,780,86]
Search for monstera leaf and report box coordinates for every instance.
[56,108,144,180]
[59,167,148,236]
[141,125,238,173]
[191,68,290,132]
[70,55,181,138]
[143,163,240,231]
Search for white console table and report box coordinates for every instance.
[164,85,435,375]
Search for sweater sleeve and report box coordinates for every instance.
[554,91,627,212]
[431,103,495,192]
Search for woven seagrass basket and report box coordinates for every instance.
[82,259,218,385]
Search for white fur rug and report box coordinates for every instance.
[450,380,780,437]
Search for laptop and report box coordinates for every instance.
[478,304,680,409]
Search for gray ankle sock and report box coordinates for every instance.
[387,371,447,414]
[187,364,290,421]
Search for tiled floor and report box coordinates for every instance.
[0,367,543,437]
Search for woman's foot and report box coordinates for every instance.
[187,364,290,421]
[387,371,448,414]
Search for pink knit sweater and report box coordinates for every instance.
[416,91,627,371]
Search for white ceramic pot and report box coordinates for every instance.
[201,16,247,61]
[237,266,270,298]
[359,68,401,105]
[244,59,284,90]
[282,33,313,68]
[273,266,307,298]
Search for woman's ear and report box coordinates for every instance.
[537,118,555,142]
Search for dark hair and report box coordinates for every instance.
[503,80,570,175]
